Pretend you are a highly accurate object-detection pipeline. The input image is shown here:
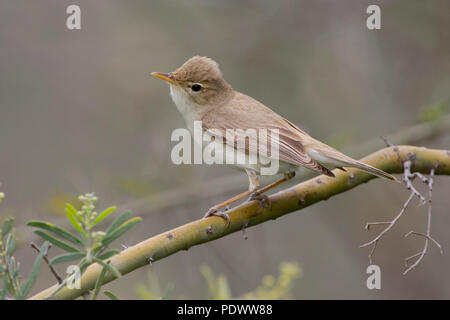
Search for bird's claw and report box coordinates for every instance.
[248,193,271,209]
[203,207,231,227]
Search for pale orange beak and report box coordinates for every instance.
[151,72,179,86]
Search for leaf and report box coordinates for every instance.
[103,290,120,300]
[92,262,109,300]
[50,252,86,266]
[1,217,14,238]
[162,284,174,300]
[8,257,16,277]
[5,233,16,256]
[93,206,116,225]
[101,217,142,247]
[1,274,8,300]
[93,258,121,279]
[27,220,84,246]
[97,249,120,260]
[65,203,85,236]
[79,260,90,274]
[34,230,79,253]
[106,210,131,235]
[19,241,50,299]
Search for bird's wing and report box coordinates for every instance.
[281,118,398,181]
[201,92,334,177]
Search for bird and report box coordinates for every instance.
[152,56,398,225]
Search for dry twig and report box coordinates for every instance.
[360,141,442,273]
[30,242,63,284]
[403,168,443,274]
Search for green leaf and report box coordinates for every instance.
[34,230,79,253]
[97,249,120,260]
[19,241,50,299]
[101,217,142,247]
[162,284,174,300]
[5,233,16,256]
[106,210,131,235]
[79,259,90,274]
[8,257,16,277]
[93,206,116,225]
[1,274,8,300]
[92,262,109,300]
[103,290,120,300]
[65,204,85,236]
[50,252,86,266]
[27,220,84,246]
[93,258,121,279]
[1,217,14,238]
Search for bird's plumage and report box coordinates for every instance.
[153,56,397,182]
[201,91,334,176]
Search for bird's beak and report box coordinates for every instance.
[151,72,179,86]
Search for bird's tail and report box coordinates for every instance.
[346,160,400,182]
[307,147,399,182]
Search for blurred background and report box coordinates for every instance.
[0,0,449,299]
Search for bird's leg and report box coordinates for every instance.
[203,169,260,226]
[248,171,296,208]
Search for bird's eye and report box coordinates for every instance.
[191,84,202,92]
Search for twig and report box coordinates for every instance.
[360,192,415,264]
[31,242,62,284]
[403,168,442,274]
[361,141,443,273]
[402,156,426,204]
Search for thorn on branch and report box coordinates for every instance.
[348,173,357,185]
[381,136,394,148]
[241,223,249,240]
[31,242,62,284]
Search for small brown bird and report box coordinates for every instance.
[152,56,397,224]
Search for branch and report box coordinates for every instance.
[14,113,450,245]
[29,146,450,299]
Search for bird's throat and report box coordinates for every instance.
[169,85,203,133]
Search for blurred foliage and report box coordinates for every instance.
[326,130,356,150]
[200,265,232,299]
[27,193,142,299]
[1,193,50,299]
[114,177,158,198]
[135,269,174,300]
[238,262,301,299]
[418,98,450,122]
[135,262,301,300]
[44,191,81,217]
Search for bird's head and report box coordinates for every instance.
[152,56,233,106]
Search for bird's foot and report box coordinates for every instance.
[248,192,271,209]
[203,206,231,227]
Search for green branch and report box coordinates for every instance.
[30,146,450,300]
